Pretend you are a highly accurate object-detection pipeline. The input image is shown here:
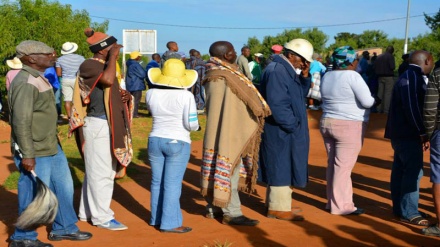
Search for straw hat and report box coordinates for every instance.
[148,59,198,89]
[61,42,78,55]
[6,57,22,70]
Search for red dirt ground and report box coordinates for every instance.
[0,111,439,247]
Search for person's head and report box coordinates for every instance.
[362,50,370,60]
[331,46,358,70]
[312,53,322,62]
[148,58,198,89]
[166,41,178,52]
[61,42,78,55]
[409,50,434,75]
[283,38,314,70]
[16,40,56,72]
[209,41,237,64]
[193,50,201,58]
[130,51,142,61]
[386,45,394,54]
[241,46,250,57]
[6,57,22,70]
[254,53,264,63]
[402,53,410,62]
[84,27,118,58]
[189,49,196,56]
[271,44,283,54]
[152,53,161,63]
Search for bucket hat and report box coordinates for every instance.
[6,57,22,69]
[61,42,78,55]
[148,58,197,89]
[284,39,314,62]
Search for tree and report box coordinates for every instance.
[0,0,108,75]
[246,28,328,59]
[424,8,440,32]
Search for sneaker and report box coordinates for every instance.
[97,219,128,231]
[308,105,319,111]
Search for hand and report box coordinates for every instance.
[301,62,310,77]
[423,141,430,152]
[109,44,123,58]
[120,89,130,103]
[22,158,36,172]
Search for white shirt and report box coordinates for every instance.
[146,89,199,143]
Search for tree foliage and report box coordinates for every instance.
[0,0,108,75]
[247,28,328,59]
[424,8,440,32]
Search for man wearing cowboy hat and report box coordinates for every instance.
[56,42,85,117]
[259,38,313,221]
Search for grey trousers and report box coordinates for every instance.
[206,164,243,217]
[377,76,395,113]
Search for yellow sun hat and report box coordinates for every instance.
[148,58,198,89]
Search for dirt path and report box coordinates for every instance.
[0,112,439,247]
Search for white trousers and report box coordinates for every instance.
[79,117,116,225]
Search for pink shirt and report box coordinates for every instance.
[6,69,20,91]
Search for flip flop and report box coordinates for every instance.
[401,215,429,226]
[422,225,440,237]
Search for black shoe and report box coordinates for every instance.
[222,215,259,226]
[348,208,365,215]
[9,239,53,247]
[48,231,92,241]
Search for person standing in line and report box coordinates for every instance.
[266,44,283,66]
[161,41,181,66]
[320,46,375,216]
[69,28,133,231]
[374,45,395,114]
[146,53,161,89]
[8,40,92,247]
[248,53,264,90]
[385,50,434,226]
[125,51,146,118]
[56,42,85,117]
[201,41,271,226]
[259,39,313,221]
[146,58,199,233]
[237,46,252,80]
[423,59,440,237]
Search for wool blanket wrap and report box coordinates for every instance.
[69,59,133,178]
[200,57,271,208]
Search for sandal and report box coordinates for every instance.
[401,215,429,226]
[422,225,440,237]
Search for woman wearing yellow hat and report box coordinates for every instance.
[146,58,199,233]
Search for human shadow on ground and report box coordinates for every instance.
[291,162,437,246]
[0,185,18,246]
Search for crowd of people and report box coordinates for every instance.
[4,27,440,246]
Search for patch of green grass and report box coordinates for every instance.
[2,107,206,190]
[4,171,20,190]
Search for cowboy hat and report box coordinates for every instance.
[61,42,78,55]
[6,57,22,69]
[148,58,197,89]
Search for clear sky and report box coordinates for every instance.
[55,0,439,56]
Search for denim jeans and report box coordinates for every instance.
[148,137,190,230]
[390,138,423,219]
[11,145,79,240]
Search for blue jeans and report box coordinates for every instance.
[390,139,423,219]
[11,145,79,240]
[148,137,190,230]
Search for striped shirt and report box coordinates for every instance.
[56,54,85,79]
[423,67,440,137]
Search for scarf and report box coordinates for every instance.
[69,58,133,178]
[200,57,271,207]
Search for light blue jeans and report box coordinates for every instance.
[148,137,190,230]
[11,145,79,240]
